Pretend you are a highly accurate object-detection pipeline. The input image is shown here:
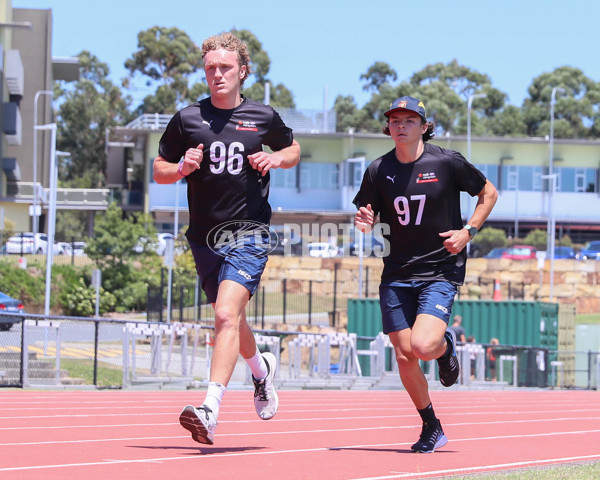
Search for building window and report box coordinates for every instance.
[476,164,498,188]
[271,165,297,188]
[299,162,340,189]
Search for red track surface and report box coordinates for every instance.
[1,389,599,479]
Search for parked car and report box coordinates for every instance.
[0,291,24,331]
[56,242,73,256]
[307,242,338,258]
[484,247,508,259]
[4,233,44,254]
[72,241,87,256]
[553,246,576,259]
[577,241,600,261]
[4,233,63,255]
[502,245,537,260]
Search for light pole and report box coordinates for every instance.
[466,93,486,228]
[546,86,565,301]
[33,91,53,240]
[467,93,486,165]
[542,174,557,301]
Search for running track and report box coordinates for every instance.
[1,389,599,479]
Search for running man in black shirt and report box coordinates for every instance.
[354,96,497,453]
[153,32,300,445]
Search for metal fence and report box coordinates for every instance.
[147,269,345,327]
[1,313,599,391]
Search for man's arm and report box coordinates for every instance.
[248,140,301,176]
[153,144,203,184]
[439,180,499,254]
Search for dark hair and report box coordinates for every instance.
[382,120,435,142]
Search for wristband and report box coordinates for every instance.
[178,162,186,177]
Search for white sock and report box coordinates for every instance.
[202,381,226,418]
[246,347,268,380]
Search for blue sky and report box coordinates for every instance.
[14,0,600,111]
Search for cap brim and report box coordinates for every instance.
[384,108,426,121]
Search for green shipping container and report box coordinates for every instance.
[347,298,560,377]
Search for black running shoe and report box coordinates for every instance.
[437,328,460,387]
[411,419,448,453]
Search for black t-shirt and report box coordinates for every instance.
[353,142,487,285]
[158,97,294,246]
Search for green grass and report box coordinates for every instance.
[576,313,600,325]
[60,358,123,387]
[452,462,600,479]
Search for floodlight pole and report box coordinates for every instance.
[467,93,486,225]
[33,91,53,239]
[35,124,56,316]
[467,93,487,165]
[546,86,565,302]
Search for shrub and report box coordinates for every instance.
[471,227,507,255]
[523,229,547,250]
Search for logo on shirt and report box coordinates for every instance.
[386,175,396,183]
[236,120,258,132]
[416,172,438,183]
[202,120,213,129]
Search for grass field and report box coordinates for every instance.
[60,358,123,387]
[576,313,600,325]
[453,461,600,479]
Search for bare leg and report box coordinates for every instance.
[209,280,254,386]
[388,314,448,409]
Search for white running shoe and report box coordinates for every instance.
[252,352,279,420]
[179,405,217,445]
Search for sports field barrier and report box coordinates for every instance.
[0,311,598,390]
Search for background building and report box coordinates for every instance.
[0,0,107,238]
[107,111,600,244]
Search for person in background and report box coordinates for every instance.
[354,95,498,453]
[466,335,477,380]
[153,32,300,445]
[487,338,500,381]
[449,314,467,343]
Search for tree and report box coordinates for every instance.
[350,60,508,135]
[522,66,600,138]
[85,203,161,312]
[53,51,133,240]
[334,95,372,133]
[232,28,296,108]
[407,61,507,135]
[55,51,133,188]
[523,229,547,251]
[471,227,507,256]
[360,62,398,93]
[125,26,203,113]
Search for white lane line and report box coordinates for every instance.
[2,414,599,436]
[1,428,600,470]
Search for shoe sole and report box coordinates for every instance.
[412,434,448,453]
[439,329,459,387]
[257,352,279,420]
[179,406,214,445]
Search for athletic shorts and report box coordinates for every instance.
[188,236,269,304]
[379,281,458,334]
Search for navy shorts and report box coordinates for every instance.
[189,236,269,303]
[379,281,458,334]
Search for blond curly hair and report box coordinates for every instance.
[201,32,252,85]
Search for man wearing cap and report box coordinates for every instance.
[353,96,497,453]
